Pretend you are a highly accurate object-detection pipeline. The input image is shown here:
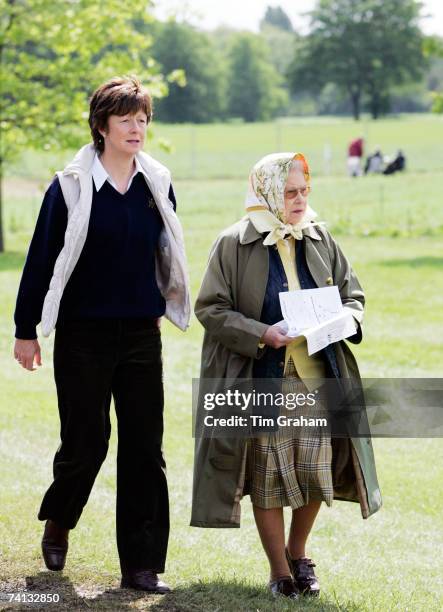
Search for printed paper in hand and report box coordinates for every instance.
[276,286,357,355]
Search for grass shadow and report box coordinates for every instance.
[0,252,26,273]
[0,575,366,611]
[149,578,363,612]
[379,256,443,268]
[1,573,151,611]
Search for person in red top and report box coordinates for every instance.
[347,137,364,177]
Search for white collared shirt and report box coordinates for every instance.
[91,154,146,193]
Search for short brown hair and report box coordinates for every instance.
[89,76,152,153]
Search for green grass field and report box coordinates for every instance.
[1,115,442,610]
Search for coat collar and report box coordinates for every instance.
[239,217,323,245]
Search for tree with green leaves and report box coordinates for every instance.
[260,5,293,32]
[150,21,225,123]
[0,0,165,252]
[226,33,288,122]
[259,22,298,78]
[287,0,426,120]
[424,35,443,113]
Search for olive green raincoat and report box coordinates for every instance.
[191,218,382,528]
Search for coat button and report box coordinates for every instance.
[279,362,285,367]
[326,277,333,285]
[282,282,288,288]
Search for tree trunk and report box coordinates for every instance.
[0,157,4,253]
[350,90,361,120]
[0,0,17,254]
[370,90,380,120]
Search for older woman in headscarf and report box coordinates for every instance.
[191,153,382,599]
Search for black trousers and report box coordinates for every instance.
[38,318,169,573]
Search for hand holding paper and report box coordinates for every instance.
[276,286,357,355]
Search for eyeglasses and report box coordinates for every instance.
[285,185,311,198]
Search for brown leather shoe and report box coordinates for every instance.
[285,549,320,596]
[120,570,171,594]
[269,576,299,599]
[41,520,69,571]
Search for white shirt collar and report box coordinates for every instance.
[92,154,147,193]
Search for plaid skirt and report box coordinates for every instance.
[244,358,333,510]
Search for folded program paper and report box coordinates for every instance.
[277,286,357,355]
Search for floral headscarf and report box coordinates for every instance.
[245,152,323,244]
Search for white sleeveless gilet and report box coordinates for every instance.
[40,144,190,336]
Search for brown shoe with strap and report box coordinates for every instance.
[121,570,171,594]
[41,520,69,571]
[285,549,320,596]
[269,575,299,599]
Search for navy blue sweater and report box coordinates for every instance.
[14,173,177,339]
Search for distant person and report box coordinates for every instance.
[13,76,190,593]
[383,150,406,175]
[347,137,364,177]
[364,148,384,174]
